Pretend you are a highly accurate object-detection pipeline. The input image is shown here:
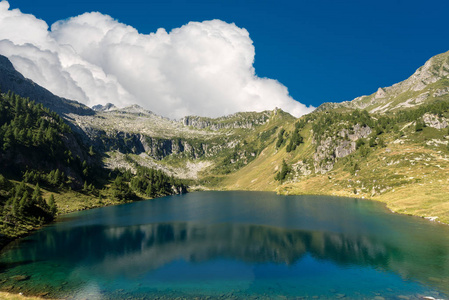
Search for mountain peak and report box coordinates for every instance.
[92,103,117,112]
[317,50,449,114]
[0,54,94,116]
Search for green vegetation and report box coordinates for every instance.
[286,122,304,152]
[275,128,285,148]
[0,91,189,249]
[274,160,291,181]
[1,55,449,252]
[130,166,187,198]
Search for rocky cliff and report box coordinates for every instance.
[317,50,449,114]
[181,111,271,130]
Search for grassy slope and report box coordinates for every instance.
[215,119,449,224]
[209,111,296,190]
[0,292,52,300]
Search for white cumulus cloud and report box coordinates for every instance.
[0,1,314,118]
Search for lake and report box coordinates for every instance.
[1,191,449,299]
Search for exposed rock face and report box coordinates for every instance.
[433,87,449,97]
[348,124,372,141]
[317,50,449,114]
[292,161,312,177]
[0,55,94,116]
[145,137,219,160]
[313,124,372,174]
[374,87,386,99]
[423,113,448,129]
[314,137,333,164]
[408,56,449,92]
[335,140,356,158]
[75,124,227,160]
[92,103,117,111]
[114,104,156,116]
[181,112,270,130]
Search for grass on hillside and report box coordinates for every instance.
[0,292,51,300]
[210,114,449,224]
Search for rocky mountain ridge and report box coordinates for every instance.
[1,50,449,225]
[318,50,449,114]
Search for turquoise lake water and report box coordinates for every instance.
[1,191,449,299]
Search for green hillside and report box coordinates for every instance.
[212,102,449,224]
[1,49,449,251]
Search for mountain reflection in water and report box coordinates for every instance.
[1,191,449,299]
[14,222,390,272]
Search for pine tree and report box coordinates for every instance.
[19,190,29,214]
[275,160,290,181]
[54,169,61,185]
[12,195,20,216]
[48,194,57,216]
[31,184,43,205]
[276,129,285,148]
[415,121,424,132]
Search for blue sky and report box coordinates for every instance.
[5,0,449,110]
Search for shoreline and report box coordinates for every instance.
[3,186,445,252]
[275,180,449,226]
[0,292,54,300]
[1,189,447,299]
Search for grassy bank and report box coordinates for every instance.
[0,185,132,250]
[278,141,449,224]
[0,292,51,300]
[213,125,449,225]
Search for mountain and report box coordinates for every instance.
[0,55,94,116]
[217,51,449,224]
[1,50,449,249]
[317,50,449,113]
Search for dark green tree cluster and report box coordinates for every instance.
[0,91,70,154]
[286,124,304,153]
[22,169,67,187]
[130,166,187,198]
[276,128,285,148]
[274,160,291,181]
[1,181,56,226]
[0,91,96,187]
[415,120,425,132]
[108,166,187,200]
[110,173,135,201]
[396,100,449,123]
[259,126,278,142]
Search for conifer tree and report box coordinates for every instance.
[19,190,29,215]
[48,194,57,216]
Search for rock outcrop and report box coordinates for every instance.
[423,113,448,129]
[181,111,271,130]
[313,124,372,174]
[92,103,117,112]
[317,50,449,114]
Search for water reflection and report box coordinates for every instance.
[1,192,449,298]
[4,220,449,293]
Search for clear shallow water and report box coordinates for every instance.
[1,191,449,299]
